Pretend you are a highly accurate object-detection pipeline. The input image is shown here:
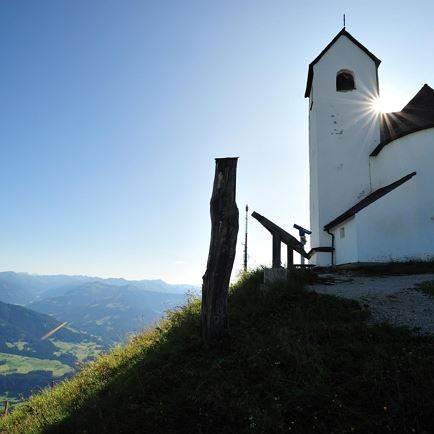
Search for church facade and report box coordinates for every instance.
[306,29,434,266]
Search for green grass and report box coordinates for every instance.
[413,280,434,298]
[2,268,434,433]
[51,341,102,364]
[0,353,72,377]
[94,316,111,326]
[5,342,31,352]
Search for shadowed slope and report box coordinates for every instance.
[3,269,434,434]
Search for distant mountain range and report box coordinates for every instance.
[0,272,198,345]
[0,271,197,305]
[28,282,188,344]
[0,271,199,402]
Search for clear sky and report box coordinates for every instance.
[1,0,433,284]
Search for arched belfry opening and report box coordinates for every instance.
[336,70,355,92]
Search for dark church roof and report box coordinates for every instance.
[304,28,381,98]
[370,84,434,156]
[324,172,416,231]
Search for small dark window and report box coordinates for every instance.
[336,70,355,92]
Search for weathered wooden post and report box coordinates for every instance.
[201,157,239,342]
[3,400,9,417]
[287,245,294,267]
[272,235,281,268]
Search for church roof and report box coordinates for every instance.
[304,28,381,98]
[323,172,416,231]
[370,84,434,156]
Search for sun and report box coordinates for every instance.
[371,97,386,113]
[370,88,406,114]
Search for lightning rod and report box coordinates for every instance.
[243,204,248,272]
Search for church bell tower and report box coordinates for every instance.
[305,29,381,265]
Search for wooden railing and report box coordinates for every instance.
[252,211,310,268]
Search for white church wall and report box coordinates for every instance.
[371,128,434,193]
[309,35,380,265]
[356,176,434,262]
[332,217,358,264]
[371,128,434,189]
[310,250,332,266]
[367,128,434,261]
[309,113,320,252]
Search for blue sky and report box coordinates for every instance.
[1,1,433,284]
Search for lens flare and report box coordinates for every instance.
[371,97,385,113]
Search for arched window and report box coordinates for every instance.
[336,70,355,92]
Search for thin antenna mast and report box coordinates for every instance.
[243,204,248,272]
[343,13,346,28]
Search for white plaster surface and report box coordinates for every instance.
[308,34,380,264]
[370,128,434,190]
[333,217,358,264]
[356,176,434,262]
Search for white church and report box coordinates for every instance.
[306,28,434,266]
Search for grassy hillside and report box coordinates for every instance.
[0,353,72,376]
[2,269,434,433]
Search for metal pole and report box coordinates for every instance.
[244,204,248,272]
[300,235,306,265]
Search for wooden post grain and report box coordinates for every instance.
[3,400,9,417]
[272,235,281,269]
[201,158,239,342]
[287,245,293,267]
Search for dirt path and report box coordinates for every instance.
[308,273,434,334]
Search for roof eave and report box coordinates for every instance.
[324,172,416,231]
[370,124,434,156]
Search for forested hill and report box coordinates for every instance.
[0,300,102,402]
[28,282,188,344]
[0,300,88,355]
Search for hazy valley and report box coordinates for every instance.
[0,272,197,402]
